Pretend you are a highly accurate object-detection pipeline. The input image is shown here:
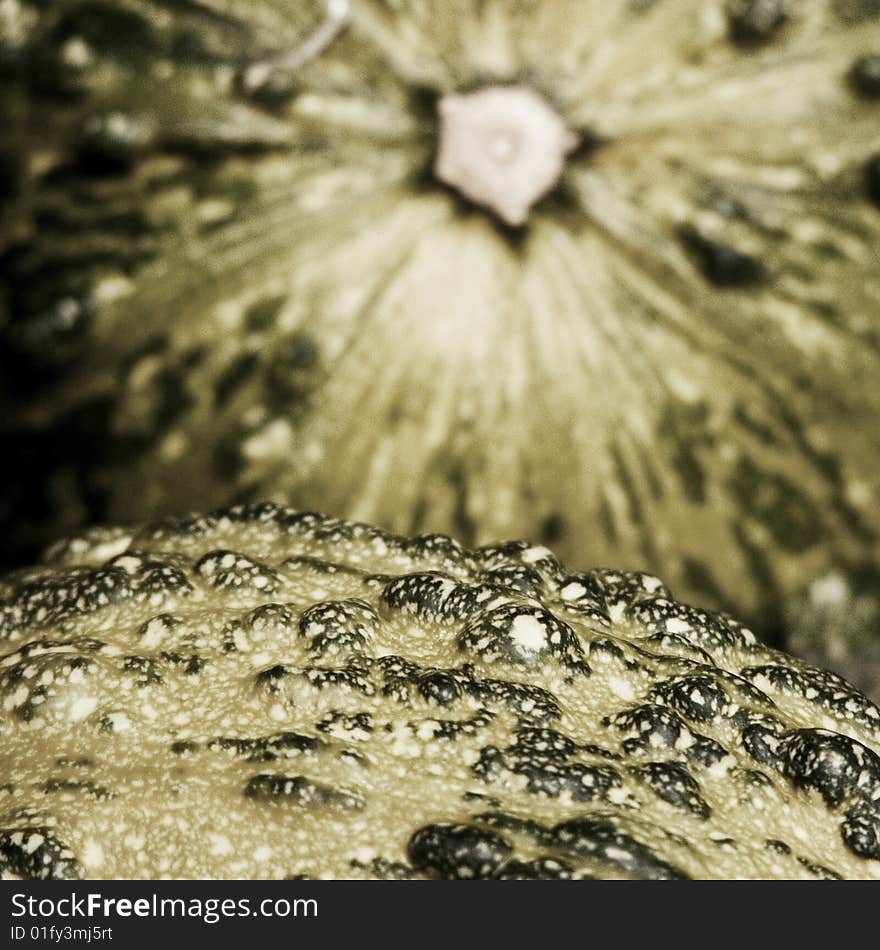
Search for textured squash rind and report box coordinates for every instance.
[1,503,880,879]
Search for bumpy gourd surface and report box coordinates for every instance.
[1,1,879,638]
[1,503,880,880]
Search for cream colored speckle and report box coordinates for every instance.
[69,697,98,722]
[83,840,104,869]
[209,834,233,857]
[24,833,45,855]
[665,618,692,634]
[510,614,547,653]
[607,675,636,701]
[561,582,587,601]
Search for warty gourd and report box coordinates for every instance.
[1,503,880,879]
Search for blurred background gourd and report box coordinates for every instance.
[1,1,879,689]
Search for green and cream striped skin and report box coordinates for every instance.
[1,1,879,651]
[2,504,880,880]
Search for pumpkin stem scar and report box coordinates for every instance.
[433,86,579,227]
[242,0,351,92]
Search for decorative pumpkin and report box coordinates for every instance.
[1,1,880,654]
[2,504,880,879]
